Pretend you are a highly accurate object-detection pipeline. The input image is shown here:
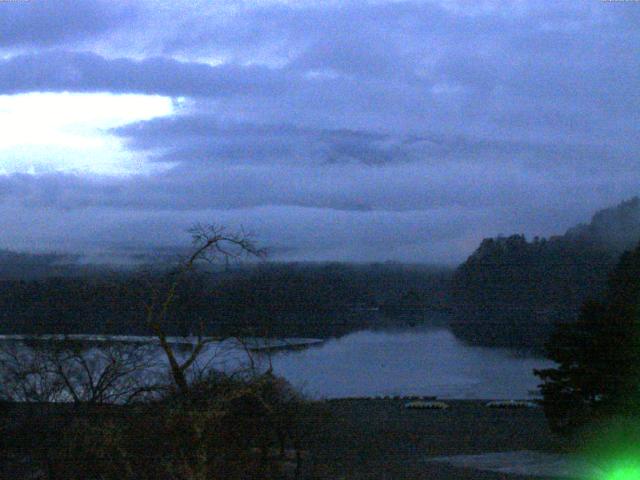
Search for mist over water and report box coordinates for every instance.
[266,325,552,399]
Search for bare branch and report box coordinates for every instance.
[144,223,266,393]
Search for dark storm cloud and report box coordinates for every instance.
[0,0,137,48]
[0,51,288,97]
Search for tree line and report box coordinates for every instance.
[0,262,452,338]
[450,197,640,351]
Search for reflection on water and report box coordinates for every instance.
[263,325,553,399]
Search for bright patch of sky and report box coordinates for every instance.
[0,92,174,176]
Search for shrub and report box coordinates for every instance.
[4,371,305,480]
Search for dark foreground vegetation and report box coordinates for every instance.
[536,239,640,437]
[1,371,308,480]
[1,398,559,480]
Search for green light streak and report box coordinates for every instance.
[601,464,640,480]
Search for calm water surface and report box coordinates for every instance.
[2,323,554,401]
[264,325,553,399]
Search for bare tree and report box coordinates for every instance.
[0,226,314,480]
[0,338,159,404]
[0,339,66,403]
[0,224,266,402]
[141,224,266,393]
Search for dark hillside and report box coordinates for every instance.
[0,263,452,337]
[450,197,640,351]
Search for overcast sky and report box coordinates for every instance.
[0,0,638,264]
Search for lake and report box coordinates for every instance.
[0,322,553,401]
[262,325,552,400]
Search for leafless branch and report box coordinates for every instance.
[144,224,265,394]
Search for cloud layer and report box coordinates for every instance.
[0,0,638,263]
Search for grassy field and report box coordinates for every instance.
[299,398,564,479]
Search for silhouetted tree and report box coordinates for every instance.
[535,241,640,434]
[139,224,265,394]
[0,338,158,404]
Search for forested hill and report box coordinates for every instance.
[563,197,640,252]
[0,263,452,337]
[450,197,640,351]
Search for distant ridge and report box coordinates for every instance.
[564,196,640,252]
[450,197,640,351]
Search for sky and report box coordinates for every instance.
[0,0,638,264]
